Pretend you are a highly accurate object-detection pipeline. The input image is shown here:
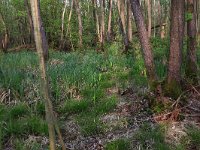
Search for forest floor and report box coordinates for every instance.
[0,44,200,150]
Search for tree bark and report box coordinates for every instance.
[127,0,133,42]
[186,0,197,79]
[30,0,55,149]
[74,0,83,48]
[92,0,100,42]
[130,0,156,82]
[59,0,68,50]
[66,0,74,36]
[0,13,8,53]
[100,0,105,50]
[107,0,113,42]
[147,0,152,37]
[158,0,164,38]
[167,0,185,93]
[117,0,129,51]
[24,0,34,44]
[30,0,48,60]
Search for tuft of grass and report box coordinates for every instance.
[14,139,26,150]
[186,126,200,149]
[94,96,118,115]
[76,113,105,136]
[9,103,29,119]
[60,99,90,114]
[133,124,170,150]
[35,102,45,116]
[105,139,130,150]
[26,116,48,135]
[6,116,48,136]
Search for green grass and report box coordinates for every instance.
[133,124,170,150]
[0,47,138,143]
[1,38,199,148]
[60,99,91,115]
[186,126,200,149]
[105,139,130,150]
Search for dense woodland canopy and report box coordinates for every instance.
[0,0,200,149]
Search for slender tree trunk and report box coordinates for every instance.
[24,0,34,44]
[107,0,113,42]
[130,0,157,83]
[158,0,164,38]
[127,0,133,43]
[66,0,74,36]
[117,0,129,51]
[60,0,68,50]
[0,13,8,53]
[92,0,100,42]
[31,0,48,60]
[186,0,197,79]
[153,0,156,37]
[100,0,105,50]
[166,0,185,95]
[30,0,55,149]
[30,1,66,150]
[74,0,83,48]
[147,0,152,37]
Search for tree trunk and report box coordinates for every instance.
[30,0,48,60]
[186,0,197,80]
[100,0,105,50]
[24,0,34,44]
[166,0,185,96]
[59,0,68,50]
[66,0,74,36]
[147,0,152,37]
[130,0,156,83]
[117,0,129,51]
[127,0,133,43]
[74,0,83,48]
[30,0,55,149]
[107,0,113,42]
[153,0,156,37]
[0,13,8,53]
[158,0,164,38]
[92,0,100,42]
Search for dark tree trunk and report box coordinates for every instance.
[166,0,185,96]
[130,0,157,83]
[186,0,197,80]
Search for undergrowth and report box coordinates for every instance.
[0,39,200,148]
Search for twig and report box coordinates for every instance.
[191,84,200,98]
